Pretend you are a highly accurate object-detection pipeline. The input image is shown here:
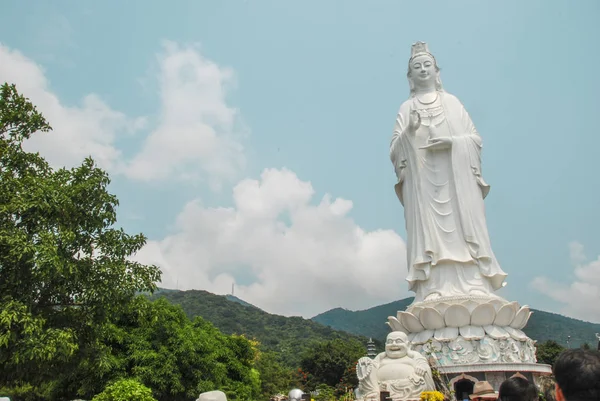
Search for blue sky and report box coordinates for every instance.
[1,0,599,324]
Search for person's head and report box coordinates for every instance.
[406,41,443,96]
[498,377,538,401]
[385,331,408,359]
[470,381,498,401]
[553,348,600,401]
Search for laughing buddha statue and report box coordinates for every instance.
[356,331,435,400]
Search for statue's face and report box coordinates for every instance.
[409,54,436,86]
[385,332,408,359]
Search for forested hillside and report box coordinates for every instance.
[150,289,379,367]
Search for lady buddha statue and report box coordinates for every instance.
[390,42,507,303]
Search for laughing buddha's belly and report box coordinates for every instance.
[377,358,416,382]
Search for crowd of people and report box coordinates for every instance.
[467,348,599,401]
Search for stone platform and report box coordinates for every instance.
[437,362,552,399]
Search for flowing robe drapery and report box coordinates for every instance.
[390,92,507,297]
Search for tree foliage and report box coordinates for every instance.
[0,83,161,398]
[0,83,265,401]
[150,290,374,368]
[253,351,295,398]
[299,338,365,393]
[92,379,157,401]
[66,297,260,401]
[535,340,566,366]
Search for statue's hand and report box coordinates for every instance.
[414,366,427,377]
[419,136,452,151]
[408,110,421,132]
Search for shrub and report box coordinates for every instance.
[92,379,156,401]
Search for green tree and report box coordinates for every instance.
[314,384,336,401]
[0,83,161,399]
[92,379,157,401]
[299,338,365,392]
[254,351,295,398]
[536,340,566,366]
[68,296,261,401]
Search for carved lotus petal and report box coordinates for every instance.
[434,327,459,342]
[524,311,533,327]
[434,302,451,315]
[489,299,506,311]
[399,311,424,333]
[504,326,528,341]
[412,329,435,345]
[510,306,532,329]
[459,325,486,340]
[471,303,496,326]
[420,307,445,330]
[494,302,518,326]
[461,299,479,312]
[410,306,423,319]
[483,325,510,339]
[408,332,416,342]
[387,316,408,333]
[444,304,470,327]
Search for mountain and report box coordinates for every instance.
[225,294,261,310]
[311,298,414,339]
[312,298,600,348]
[149,289,377,367]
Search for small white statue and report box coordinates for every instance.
[390,42,508,303]
[288,389,304,401]
[197,390,227,401]
[356,331,435,400]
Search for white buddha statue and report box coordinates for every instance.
[356,331,435,400]
[390,42,508,303]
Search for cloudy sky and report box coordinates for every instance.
[1,1,599,324]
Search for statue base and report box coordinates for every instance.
[387,295,539,366]
[437,363,552,396]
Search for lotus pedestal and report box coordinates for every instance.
[387,295,552,395]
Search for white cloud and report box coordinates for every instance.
[0,43,142,170]
[133,168,409,317]
[531,241,600,323]
[125,41,245,187]
[1,42,244,186]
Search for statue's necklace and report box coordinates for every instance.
[416,92,438,105]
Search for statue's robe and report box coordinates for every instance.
[390,92,507,301]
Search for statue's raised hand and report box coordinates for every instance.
[408,110,421,132]
[419,136,452,151]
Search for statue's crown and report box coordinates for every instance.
[410,41,433,61]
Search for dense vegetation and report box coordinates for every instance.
[312,298,600,348]
[149,289,384,398]
[0,84,264,401]
[149,289,379,368]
